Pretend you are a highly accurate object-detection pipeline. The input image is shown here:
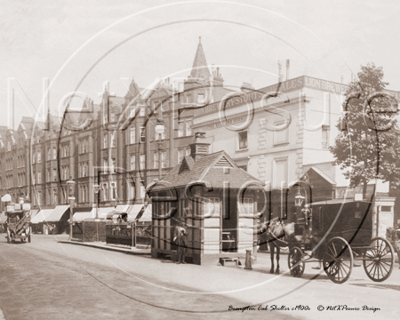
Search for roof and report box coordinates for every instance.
[307,167,336,185]
[151,150,261,191]
[124,78,142,102]
[312,199,370,205]
[46,205,69,222]
[189,37,210,81]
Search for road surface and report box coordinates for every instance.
[0,234,399,319]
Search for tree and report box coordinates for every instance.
[330,63,400,198]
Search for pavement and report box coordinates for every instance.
[57,238,151,255]
[58,235,293,270]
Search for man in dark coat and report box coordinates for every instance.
[174,220,187,264]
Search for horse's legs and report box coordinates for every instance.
[269,242,275,273]
[275,246,280,274]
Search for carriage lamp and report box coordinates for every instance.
[295,190,305,207]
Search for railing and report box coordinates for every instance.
[106,221,152,247]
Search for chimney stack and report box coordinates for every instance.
[189,132,210,161]
[278,61,282,82]
[286,59,290,81]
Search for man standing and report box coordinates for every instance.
[174,220,187,264]
[386,226,400,269]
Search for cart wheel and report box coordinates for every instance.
[288,246,305,278]
[323,237,353,284]
[363,237,394,282]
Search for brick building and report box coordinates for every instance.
[0,38,232,215]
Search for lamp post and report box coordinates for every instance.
[93,184,100,220]
[155,123,165,180]
[66,177,76,241]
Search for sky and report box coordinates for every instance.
[1,0,399,129]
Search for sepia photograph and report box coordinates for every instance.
[0,1,399,319]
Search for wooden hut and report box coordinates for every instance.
[148,132,264,265]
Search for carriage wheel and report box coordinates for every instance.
[288,246,305,278]
[363,237,394,282]
[323,237,353,284]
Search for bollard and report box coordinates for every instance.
[245,249,253,270]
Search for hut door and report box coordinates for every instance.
[203,198,221,254]
[170,201,178,251]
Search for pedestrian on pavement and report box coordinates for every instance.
[386,226,400,269]
[173,220,187,264]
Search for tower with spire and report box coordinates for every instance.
[184,37,213,104]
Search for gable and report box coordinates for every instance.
[179,159,191,174]
[214,155,234,168]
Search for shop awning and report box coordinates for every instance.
[73,209,95,222]
[30,210,39,219]
[126,205,145,221]
[106,205,130,219]
[96,207,116,220]
[31,209,54,223]
[136,204,152,222]
[0,212,7,223]
[45,205,70,222]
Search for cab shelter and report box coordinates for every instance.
[148,132,264,265]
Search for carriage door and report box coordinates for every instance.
[203,197,221,254]
[375,201,394,238]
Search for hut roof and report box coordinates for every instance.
[150,150,262,192]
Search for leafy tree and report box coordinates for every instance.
[330,63,400,198]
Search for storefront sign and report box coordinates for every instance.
[194,76,305,117]
[336,186,374,199]
[203,115,249,130]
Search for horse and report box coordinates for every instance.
[259,220,295,274]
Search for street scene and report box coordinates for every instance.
[1,1,400,319]
[0,234,399,320]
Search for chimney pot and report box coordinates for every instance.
[286,59,290,81]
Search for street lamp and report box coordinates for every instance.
[66,177,76,241]
[93,184,100,220]
[294,190,305,207]
[155,123,165,180]
[295,189,305,217]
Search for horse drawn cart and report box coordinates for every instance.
[285,199,395,284]
[5,208,32,243]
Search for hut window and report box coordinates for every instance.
[204,197,220,218]
[238,198,254,216]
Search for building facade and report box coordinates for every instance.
[0,38,399,234]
